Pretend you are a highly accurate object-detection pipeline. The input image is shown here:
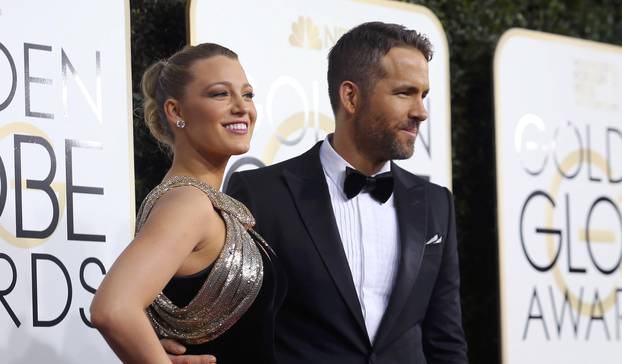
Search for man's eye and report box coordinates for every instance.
[244,92,255,99]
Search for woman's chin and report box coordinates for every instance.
[229,144,251,156]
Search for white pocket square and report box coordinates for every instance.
[425,234,443,245]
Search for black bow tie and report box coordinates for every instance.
[343,166,394,203]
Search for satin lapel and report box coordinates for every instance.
[373,164,427,347]
[282,144,367,335]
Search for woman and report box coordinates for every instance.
[90,43,286,364]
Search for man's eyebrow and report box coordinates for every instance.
[393,84,430,94]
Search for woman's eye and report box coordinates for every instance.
[244,92,255,99]
[210,91,228,97]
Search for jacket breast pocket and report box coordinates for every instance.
[423,243,444,256]
[423,231,444,256]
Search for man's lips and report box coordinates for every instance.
[400,127,418,137]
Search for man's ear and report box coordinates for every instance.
[338,81,360,115]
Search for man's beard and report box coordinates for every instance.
[352,111,417,163]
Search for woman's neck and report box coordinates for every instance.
[165,150,229,190]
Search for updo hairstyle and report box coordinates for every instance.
[141,43,238,148]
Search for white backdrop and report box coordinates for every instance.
[495,28,622,364]
[0,1,134,363]
[188,0,453,189]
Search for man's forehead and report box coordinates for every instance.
[381,47,429,69]
[377,47,429,86]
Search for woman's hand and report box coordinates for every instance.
[162,339,217,364]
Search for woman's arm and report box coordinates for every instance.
[90,187,221,364]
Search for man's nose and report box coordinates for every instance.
[410,98,428,122]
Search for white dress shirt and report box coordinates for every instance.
[319,138,400,342]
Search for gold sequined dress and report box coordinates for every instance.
[136,176,286,363]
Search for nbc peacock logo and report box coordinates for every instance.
[289,16,322,50]
[288,16,347,50]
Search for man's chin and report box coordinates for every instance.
[389,143,415,160]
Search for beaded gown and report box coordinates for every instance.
[135,176,287,364]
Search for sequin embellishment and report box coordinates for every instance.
[136,176,264,344]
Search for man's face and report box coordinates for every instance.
[352,47,429,163]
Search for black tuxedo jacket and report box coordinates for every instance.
[227,142,467,364]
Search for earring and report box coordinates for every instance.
[176,119,186,128]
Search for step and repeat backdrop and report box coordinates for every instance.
[12,1,620,364]
[188,0,453,189]
[0,0,450,362]
[495,29,622,364]
[0,1,134,363]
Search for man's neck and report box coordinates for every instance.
[329,133,387,176]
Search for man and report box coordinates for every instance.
[168,21,467,363]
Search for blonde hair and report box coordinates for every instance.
[141,43,238,148]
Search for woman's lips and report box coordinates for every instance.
[223,121,249,134]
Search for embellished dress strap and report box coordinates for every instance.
[137,175,264,344]
[136,175,255,232]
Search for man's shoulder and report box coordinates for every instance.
[393,163,444,187]
[233,153,305,179]
[392,163,451,199]
[232,142,320,181]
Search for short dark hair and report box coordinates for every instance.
[327,21,433,114]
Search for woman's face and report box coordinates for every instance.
[176,56,256,159]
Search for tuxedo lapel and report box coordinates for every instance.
[282,143,367,335]
[373,164,428,347]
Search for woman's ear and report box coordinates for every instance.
[163,98,182,129]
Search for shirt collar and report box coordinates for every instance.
[319,134,391,195]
